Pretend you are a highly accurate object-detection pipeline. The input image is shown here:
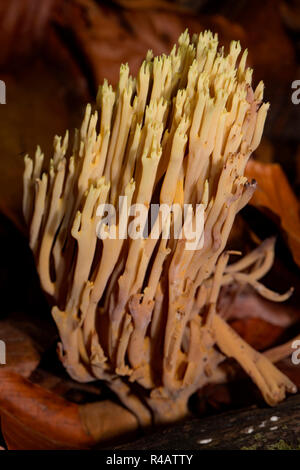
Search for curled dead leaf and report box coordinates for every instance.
[246,159,300,267]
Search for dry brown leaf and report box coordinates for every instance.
[0,321,40,378]
[0,36,89,230]
[0,0,56,65]
[54,0,245,87]
[230,318,284,352]
[246,159,300,267]
[112,0,191,12]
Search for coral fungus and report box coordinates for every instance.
[23,30,296,425]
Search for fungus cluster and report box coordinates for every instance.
[23,30,296,425]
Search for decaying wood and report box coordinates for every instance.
[115,393,300,450]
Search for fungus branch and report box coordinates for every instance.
[23,30,296,424]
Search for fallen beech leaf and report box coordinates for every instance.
[54,0,245,88]
[0,320,41,378]
[280,0,300,32]
[0,0,56,65]
[230,318,284,351]
[0,309,57,379]
[275,358,300,389]
[246,159,300,267]
[54,0,202,87]
[0,370,138,450]
[0,370,96,450]
[220,286,299,329]
[113,0,192,12]
[29,368,103,403]
[0,36,89,229]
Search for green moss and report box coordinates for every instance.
[241,444,258,450]
[242,437,300,450]
[267,440,300,450]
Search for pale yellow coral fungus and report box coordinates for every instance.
[23,30,296,425]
